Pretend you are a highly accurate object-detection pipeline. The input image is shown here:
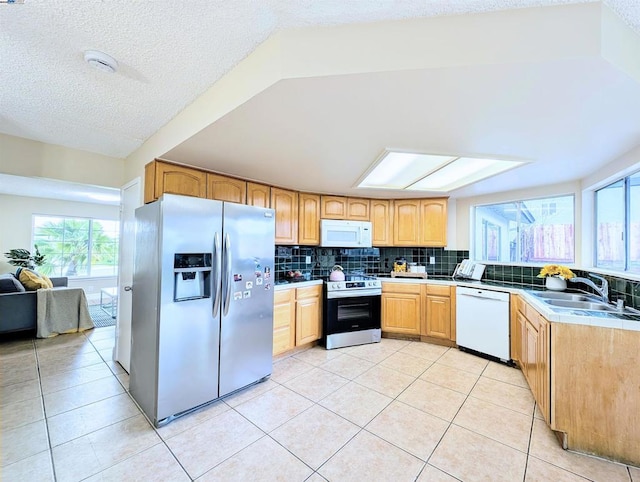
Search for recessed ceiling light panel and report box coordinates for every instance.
[357,150,526,193]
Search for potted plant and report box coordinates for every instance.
[4,245,46,270]
[537,264,575,291]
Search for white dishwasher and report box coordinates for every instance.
[456,286,510,361]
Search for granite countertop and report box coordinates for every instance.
[274,279,322,290]
[272,274,639,330]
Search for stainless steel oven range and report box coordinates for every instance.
[323,274,381,350]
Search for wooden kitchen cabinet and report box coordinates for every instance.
[144,160,207,203]
[516,296,550,423]
[381,282,422,335]
[423,284,456,342]
[273,289,296,356]
[295,285,322,345]
[419,198,447,246]
[246,182,271,208]
[298,193,320,245]
[321,196,347,219]
[393,200,421,245]
[271,187,299,245]
[321,196,370,221]
[347,198,370,221]
[371,199,393,246]
[206,173,246,204]
[393,198,448,247]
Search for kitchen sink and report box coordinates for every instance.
[543,299,616,311]
[530,291,598,302]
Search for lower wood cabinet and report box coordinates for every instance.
[273,289,296,356]
[381,283,422,335]
[273,285,322,356]
[423,285,456,342]
[516,296,551,424]
[295,285,322,345]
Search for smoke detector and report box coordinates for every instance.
[84,50,118,74]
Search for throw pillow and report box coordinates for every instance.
[17,267,53,290]
[0,273,25,293]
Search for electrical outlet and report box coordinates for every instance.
[305,256,311,264]
[429,257,435,265]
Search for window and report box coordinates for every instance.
[33,216,119,278]
[473,195,575,264]
[595,171,640,273]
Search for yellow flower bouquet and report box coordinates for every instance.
[537,264,575,280]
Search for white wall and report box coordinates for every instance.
[0,193,119,301]
[0,133,125,188]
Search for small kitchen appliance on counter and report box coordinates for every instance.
[329,265,346,281]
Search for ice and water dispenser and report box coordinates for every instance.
[173,253,212,302]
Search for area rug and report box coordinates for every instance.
[88,304,116,328]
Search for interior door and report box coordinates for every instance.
[114,178,142,373]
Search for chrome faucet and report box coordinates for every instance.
[568,273,609,304]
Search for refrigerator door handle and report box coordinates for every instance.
[222,233,232,316]
[212,232,222,317]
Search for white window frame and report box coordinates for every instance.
[471,194,576,266]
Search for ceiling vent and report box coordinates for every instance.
[84,50,118,74]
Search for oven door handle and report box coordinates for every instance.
[327,289,382,299]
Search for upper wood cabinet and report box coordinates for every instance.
[393,198,448,246]
[206,173,246,204]
[347,198,370,221]
[299,193,320,246]
[144,159,446,247]
[381,282,422,335]
[295,285,322,345]
[371,200,393,246]
[393,200,421,245]
[321,196,347,219]
[246,182,271,208]
[144,160,207,203]
[271,187,299,245]
[321,196,370,221]
[420,199,447,246]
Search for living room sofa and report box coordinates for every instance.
[0,274,68,334]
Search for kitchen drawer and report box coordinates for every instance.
[275,289,294,305]
[296,285,322,300]
[426,284,451,296]
[382,282,421,294]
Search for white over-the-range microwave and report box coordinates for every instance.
[320,219,373,248]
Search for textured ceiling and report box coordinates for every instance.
[1,0,640,160]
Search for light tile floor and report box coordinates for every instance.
[1,327,638,482]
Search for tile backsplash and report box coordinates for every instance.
[274,245,640,310]
[274,246,468,281]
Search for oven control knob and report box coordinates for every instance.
[332,283,339,289]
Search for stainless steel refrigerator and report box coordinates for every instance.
[130,194,275,427]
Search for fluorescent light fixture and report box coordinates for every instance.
[357,150,525,192]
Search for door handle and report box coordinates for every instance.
[212,232,221,317]
[124,286,132,292]
[222,233,232,316]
